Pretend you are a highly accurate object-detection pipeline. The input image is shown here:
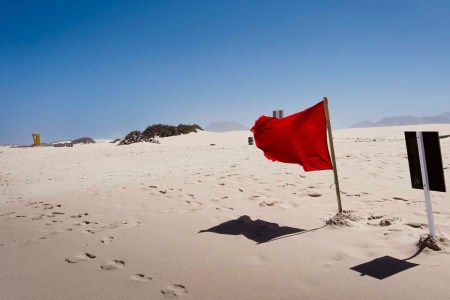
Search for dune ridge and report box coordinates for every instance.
[1,124,450,299]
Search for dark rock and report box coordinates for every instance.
[53,143,73,147]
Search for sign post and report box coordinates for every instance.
[416,132,436,237]
[405,131,446,237]
[32,133,40,146]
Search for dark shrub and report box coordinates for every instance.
[72,137,95,144]
[119,131,142,145]
[119,124,202,145]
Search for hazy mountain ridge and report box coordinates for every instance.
[349,112,450,128]
[205,122,249,132]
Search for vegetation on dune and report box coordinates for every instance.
[72,137,95,144]
[142,124,202,138]
[119,124,202,145]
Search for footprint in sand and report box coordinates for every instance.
[131,274,152,282]
[185,200,202,206]
[42,203,61,210]
[101,236,114,244]
[405,222,427,229]
[71,213,89,218]
[0,212,15,217]
[50,228,73,235]
[101,260,125,270]
[161,284,188,298]
[215,206,234,211]
[46,220,63,225]
[259,201,277,207]
[65,252,96,263]
[243,254,266,266]
[82,220,98,225]
[393,197,408,202]
[307,191,322,197]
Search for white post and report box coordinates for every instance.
[416,131,436,237]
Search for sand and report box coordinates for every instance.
[1,124,450,299]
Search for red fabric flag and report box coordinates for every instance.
[251,101,333,172]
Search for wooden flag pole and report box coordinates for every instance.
[323,97,343,213]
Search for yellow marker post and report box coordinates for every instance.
[32,134,41,146]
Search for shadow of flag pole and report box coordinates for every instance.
[323,97,343,213]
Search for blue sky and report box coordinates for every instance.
[1,0,449,144]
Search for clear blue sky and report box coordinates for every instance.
[1,0,449,144]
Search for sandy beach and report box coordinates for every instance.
[1,124,450,299]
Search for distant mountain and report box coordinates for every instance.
[436,111,450,120]
[349,112,450,128]
[205,122,249,132]
[422,116,450,124]
[349,120,376,128]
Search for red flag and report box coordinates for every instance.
[251,101,333,172]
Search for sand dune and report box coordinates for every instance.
[1,125,450,299]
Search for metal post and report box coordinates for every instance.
[273,110,284,118]
[417,131,437,237]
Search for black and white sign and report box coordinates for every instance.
[404,131,446,237]
[405,131,446,192]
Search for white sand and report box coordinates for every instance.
[1,125,450,299]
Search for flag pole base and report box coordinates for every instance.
[325,210,362,227]
[417,234,442,251]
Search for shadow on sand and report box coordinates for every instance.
[350,247,423,280]
[199,215,326,244]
